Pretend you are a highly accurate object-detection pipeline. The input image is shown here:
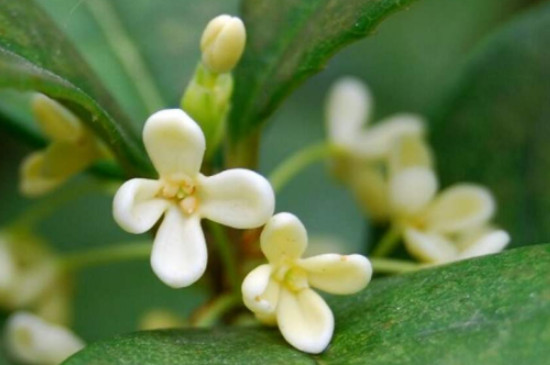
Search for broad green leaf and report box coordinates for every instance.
[65,244,550,364]
[0,0,153,176]
[430,1,550,245]
[228,0,420,143]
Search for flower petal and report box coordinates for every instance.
[457,229,510,260]
[389,167,438,216]
[260,213,308,264]
[32,94,84,142]
[198,169,275,229]
[143,109,205,179]
[242,264,280,315]
[425,184,495,234]
[404,228,459,264]
[277,288,334,354]
[349,164,390,221]
[150,207,207,288]
[299,254,372,295]
[19,152,64,196]
[325,77,371,145]
[389,135,433,175]
[5,312,84,365]
[351,113,425,159]
[113,178,169,234]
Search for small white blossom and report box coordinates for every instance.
[201,15,246,74]
[326,77,425,161]
[20,94,107,197]
[242,213,372,354]
[387,137,509,264]
[4,312,84,365]
[325,78,426,221]
[113,109,275,288]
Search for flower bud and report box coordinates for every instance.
[200,15,246,73]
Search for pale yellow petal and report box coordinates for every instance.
[260,213,308,264]
[113,178,170,234]
[348,164,390,221]
[32,94,84,142]
[19,152,64,196]
[201,15,246,73]
[242,264,279,315]
[325,77,371,145]
[277,288,334,354]
[404,228,459,264]
[150,207,207,288]
[299,254,372,295]
[425,184,495,234]
[143,109,205,179]
[198,169,275,229]
[389,167,438,216]
[457,229,510,260]
[5,312,84,365]
[389,134,433,175]
[351,113,425,159]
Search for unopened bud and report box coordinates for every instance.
[200,15,246,73]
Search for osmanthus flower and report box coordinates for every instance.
[20,94,109,197]
[387,136,510,264]
[0,231,70,325]
[242,213,372,354]
[4,312,84,365]
[325,77,426,221]
[113,109,275,288]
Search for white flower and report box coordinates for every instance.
[20,94,107,197]
[4,312,84,365]
[387,137,509,264]
[113,109,275,288]
[242,213,372,354]
[0,232,57,310]
[201,15,246,74]
[325,78,426,221]
[326,77,425,161]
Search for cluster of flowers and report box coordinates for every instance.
[325,78,510,265]
[0,12,510,365]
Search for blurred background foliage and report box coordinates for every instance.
[0,0,543,360]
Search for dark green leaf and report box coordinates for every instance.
[430,1,550,245]
[0,0,153,176]
[65,244,550,364]
[228,0,420,143]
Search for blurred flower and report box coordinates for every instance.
[200,15,246,74]
[0,231,70,325]
[325,78,425,221]
[20,94,108,197]
[4,312,84,365]
[242,213,371,354]
[325,77,424,161]
[387,137,509,264]
[113,109,275,288]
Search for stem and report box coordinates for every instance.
[192,294,241,328]
[61,241,151,271]
[370,258,420,274]
[86,0,166,114]
[371,225,402,257]
[268,142,340,193]
[207,221,240,292]
[226,131,260,169]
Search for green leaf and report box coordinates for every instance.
[228,0,420,143]
[0,0,153,176]
[430,1,550,245]
[65,244,550,364]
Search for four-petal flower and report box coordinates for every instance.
[242,212,372,354]
[113,109,275,288]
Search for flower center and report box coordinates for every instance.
[272,262,308,293]
[160,175,199,215]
